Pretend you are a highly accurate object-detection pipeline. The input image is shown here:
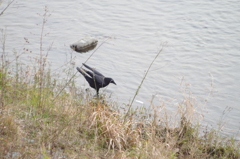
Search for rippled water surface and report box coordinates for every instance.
[1,0,240,139]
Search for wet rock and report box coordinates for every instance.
[70,37,98,53]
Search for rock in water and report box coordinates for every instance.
[70,37,98,53]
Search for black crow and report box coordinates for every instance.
[76,63,116,96]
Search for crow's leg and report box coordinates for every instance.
[93,88,100,98]
[96,88,99,96]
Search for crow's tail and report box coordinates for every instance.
[82,63,93,71]
[76,67,86,76]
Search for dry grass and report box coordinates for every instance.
[1,7,239,159]
[0,67,240,158]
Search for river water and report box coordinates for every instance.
[1,0,240,139]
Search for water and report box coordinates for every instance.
[1,0,240,139]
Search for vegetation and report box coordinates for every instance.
[1,6,239,159]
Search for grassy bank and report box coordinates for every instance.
[1,58,239,159]
[1,8,239,159]
[1,40,239,159]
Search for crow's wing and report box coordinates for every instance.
[85,69,105,86]
[83,63,104,76]
[76,67,94,86]
[93,74,105,86]
[77,67,105,86]
[83,69,94,78]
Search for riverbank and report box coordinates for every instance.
[0,47,239,159]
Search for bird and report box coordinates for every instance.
[76,63,116,96]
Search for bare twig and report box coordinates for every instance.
[124,43,166,123]
[0,0,15,16]
[37,6,52,107]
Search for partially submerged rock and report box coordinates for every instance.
[70,37,98,53]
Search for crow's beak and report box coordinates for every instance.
[111,80,116,85]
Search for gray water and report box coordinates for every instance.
[1,0,240,139]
